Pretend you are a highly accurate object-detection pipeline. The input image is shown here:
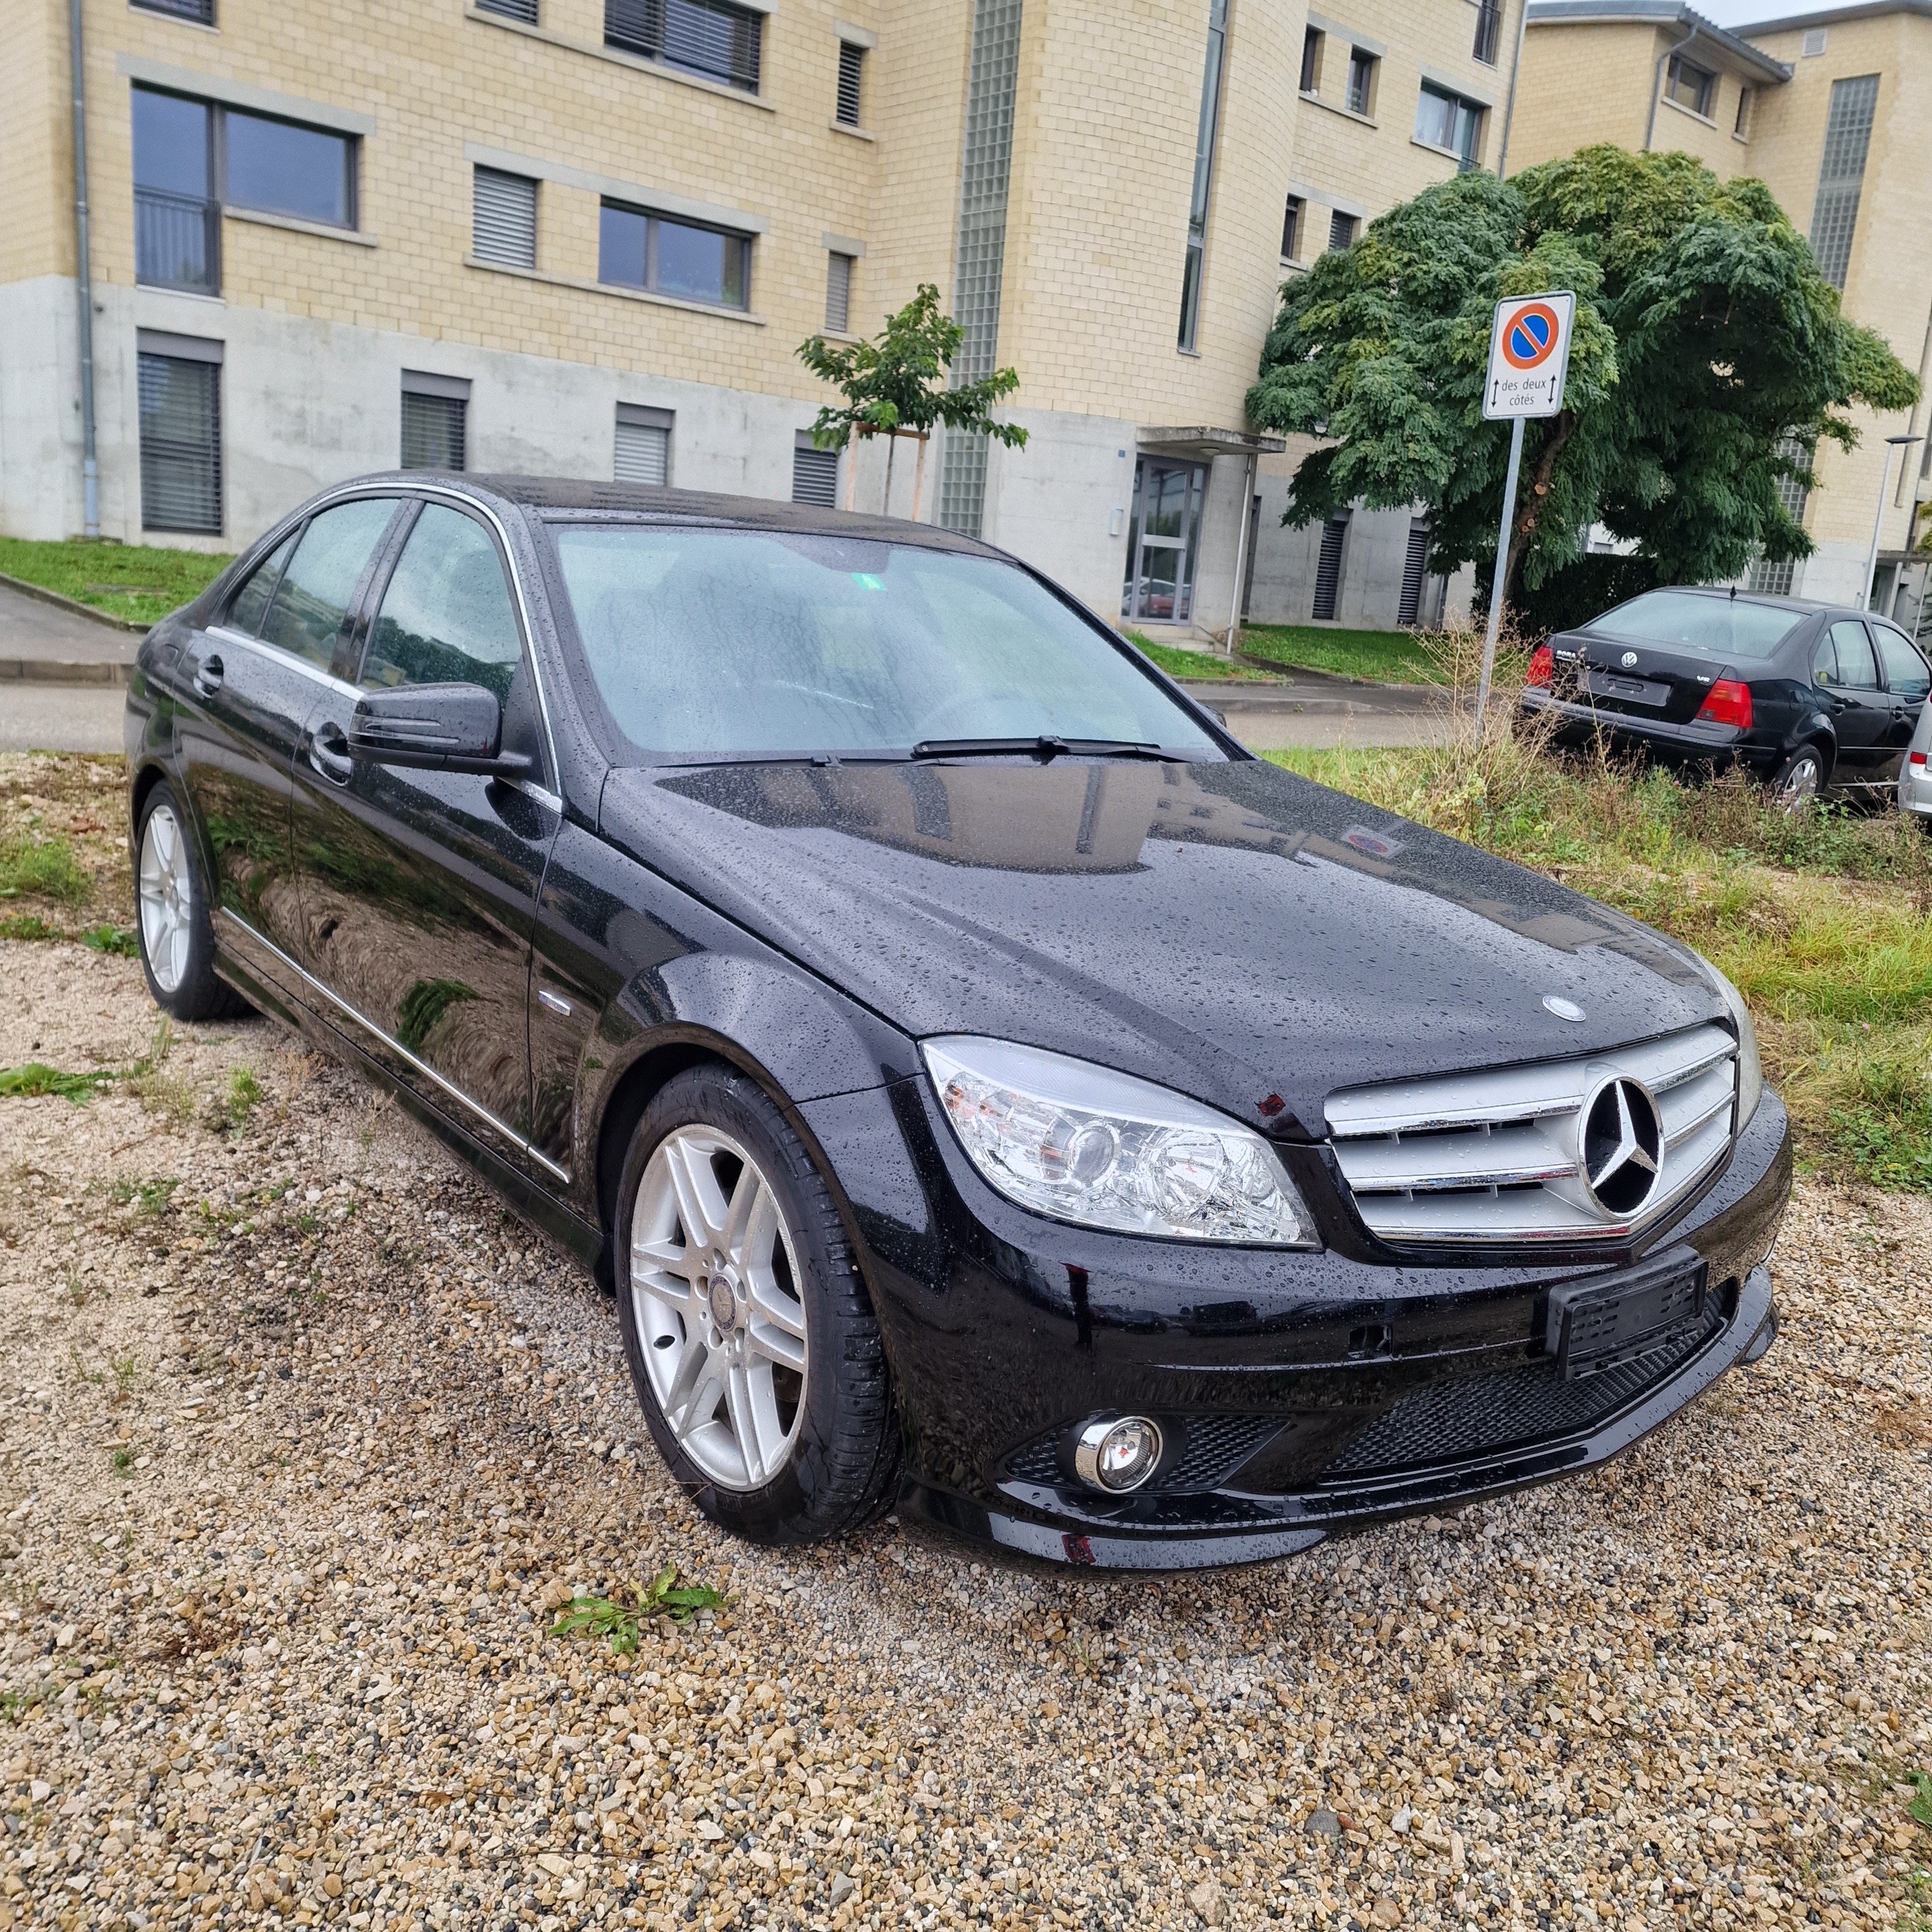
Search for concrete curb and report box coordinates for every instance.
[0,659,132,686]
[0,570,149,635]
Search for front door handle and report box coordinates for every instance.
[192,653,224,699]
[309,720,355,786]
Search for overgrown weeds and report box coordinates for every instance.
[0,835,89,906]
[1270,681,1932,1188]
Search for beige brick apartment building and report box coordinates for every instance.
[3,0,1530,639]
[1515,0,1932,623]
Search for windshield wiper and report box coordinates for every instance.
[909,735,1170,762]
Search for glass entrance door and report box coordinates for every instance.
[1122,458,1207,622]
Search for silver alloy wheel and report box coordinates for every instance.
[630,1125,810,1491]
[137,803,194,995]
[1776,753,1820,810]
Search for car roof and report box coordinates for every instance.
[365,472,1002,556]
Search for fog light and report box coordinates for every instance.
[1074,1416,1163,1493]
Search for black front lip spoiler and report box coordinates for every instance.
[898,1264,1777,1572]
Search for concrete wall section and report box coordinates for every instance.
[0,279,84,544]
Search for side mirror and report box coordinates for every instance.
[347,681,530,776]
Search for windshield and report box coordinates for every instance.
[1585,590,1807,660]
[548,526,1220,761]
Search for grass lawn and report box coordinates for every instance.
[0,536,231,628]
[1269,732,1932,1189]
[1238,623,1448,684]
[1123,632,1286,684]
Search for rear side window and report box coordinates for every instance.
[361,504,523,703]
[1873,623,1931,701]
[1586,590,1807,659]
[225,533,295,636]
[1821,619,1880,691]
[260,498,400,670]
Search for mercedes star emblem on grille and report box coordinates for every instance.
[1621,650,1639,668]
[1579,1075,1663,1217]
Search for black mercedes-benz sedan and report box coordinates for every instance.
[1518,586,1932,807]
[124,477,1791,1570]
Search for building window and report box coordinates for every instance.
[1472,0,1501,65]
[1281,194,1303,262]
[604,0,763,94]
[1311,513,1350,621]
[938,0,1023,539]
[133,0,215,21]
[1664,54,1716,118]
[1415,85,1485,167]
[475,0,539,19]
[138,334,222,535]
[1328,209,1359,252]
[1808,74,1879,290]
[132,87,359,294]
[792,434,839,508]
[836,40,865,126]
[1299,26,1322,94]
[1346,49,1377,117]
[615,404,672,485]
[1178,0,1228,353]
[599,200,751,310]
[473,167,538,269]
[1121,458,1207,624]
[1749,437,1811,594]
[825,251,854,333]
[401,372,469,471]
[1734,86,1753,136]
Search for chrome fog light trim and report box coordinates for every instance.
[1074,1415,1164,1493]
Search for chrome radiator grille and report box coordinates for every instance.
[1326,1023,1737,1245]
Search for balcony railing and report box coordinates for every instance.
[136,187,221,296]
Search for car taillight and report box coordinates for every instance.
[1695,678,1753,730]
[1526,644,1554,689]
[1913,751,1927,767]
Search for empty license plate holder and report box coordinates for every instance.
[1545,1249,1707,1381]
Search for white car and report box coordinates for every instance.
[1899,685,1932,825]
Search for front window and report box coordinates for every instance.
[224,109,355,227]
[1414,85,1484,166]
[1346,49,1377,116]
[599,201,750,310]
[1177,0,1228,352]
[549,527,1219,762]
[1665,55,1716,118]
[1586,591,1808,659]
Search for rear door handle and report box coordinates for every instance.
[192,653,224,698]
[309,719,355,786]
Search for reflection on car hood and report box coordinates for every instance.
[598,757,1721,1135]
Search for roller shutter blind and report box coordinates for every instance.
[1311,515,1349,621]
[825,252,853,333]
[138,343,222,535]
[473,167,537,269]
[792,440,839,507]
[1397,520,1430,627]
[836,41,865,125]
[615,405,672,485]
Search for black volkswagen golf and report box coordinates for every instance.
[125,478,1791,1570]
[1519,585,1932,806]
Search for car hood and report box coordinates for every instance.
[598,757,1723,1136]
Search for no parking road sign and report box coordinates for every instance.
[1484,291,1575,420]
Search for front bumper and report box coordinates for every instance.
[800,1080,1793,1572]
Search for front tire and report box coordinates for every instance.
[615,1064,901,1545]
[1769,745,1826,811]
[134,781,249,1021]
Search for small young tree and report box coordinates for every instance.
[797,283,1027,519]
[1246,147,1918,606]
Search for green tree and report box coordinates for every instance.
[797,283,1027,517]
[1246,147,1918,603]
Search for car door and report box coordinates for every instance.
[291,496,565,1181]
[1811,619,1892,787]
[1870,619,1932,781]
[176,497,402,985]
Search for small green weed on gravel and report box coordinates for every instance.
[551,1567,728,1656]
[0,1064,121,1103]
[220,1065,264,1131]
[0,914,56,941]
[82,924,139,957]
[0,836,89,906]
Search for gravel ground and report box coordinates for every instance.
[1,896,1929,1931]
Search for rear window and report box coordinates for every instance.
[1584,590,1807,659]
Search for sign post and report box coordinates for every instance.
[1475,291,1576,737]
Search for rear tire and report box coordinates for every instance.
[1769,745,1826,811]
[615,1064,901,1545]
[134,781,251,1022]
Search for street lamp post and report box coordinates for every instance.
[1864,433,1924,613]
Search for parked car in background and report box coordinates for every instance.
[1897,695,1932,828]
[126,478,1790,1569]
[1519,588,1932,807]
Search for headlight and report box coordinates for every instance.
[1703,962,1763,1127]
[921,1036,1317,1246]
